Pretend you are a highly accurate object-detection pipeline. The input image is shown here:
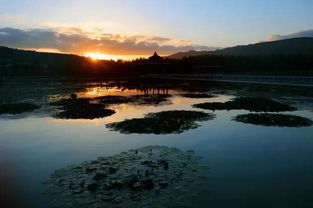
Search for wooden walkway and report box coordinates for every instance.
[147,74,313,87]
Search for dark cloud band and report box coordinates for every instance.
[0,27,217,55]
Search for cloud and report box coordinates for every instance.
[268,29,313,41]
[0,27,217,55]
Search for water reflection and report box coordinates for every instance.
[78,86,171,98]
[1,80,313,208]
[79,87,140,97]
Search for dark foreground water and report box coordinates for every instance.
[1,79,313,208]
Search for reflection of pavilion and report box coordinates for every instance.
[140,88,169,96]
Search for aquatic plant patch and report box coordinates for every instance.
[0,103,40,115]
[45,146,207,208]
[96,94,172,106]
[54,106,115,119]
[193,97,296,112]
[96,95,134,104]
[50,97,91,108]
[51,98,115,119]
[106,110,215,134]
[130,94,172,105]
[234,113,313,127]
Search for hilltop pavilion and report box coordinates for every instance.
[148,52,164,63]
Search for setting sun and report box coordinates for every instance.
[84,52,109,60]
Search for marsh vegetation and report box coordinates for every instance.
[46,146,206,208]
[96,94,172,106]
[107,110,215,134]
[234,113,313,127]
[50,93,173,119]
[193,97,296,112]
[51,97,115,119]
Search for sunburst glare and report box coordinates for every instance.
[84,52,109,60]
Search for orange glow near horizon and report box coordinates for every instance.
[84,52,111,60]
[21,48,154,61]
[84,52,151,61]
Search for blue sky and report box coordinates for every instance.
[1,0,313,57]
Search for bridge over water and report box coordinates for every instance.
[148,74,313,87]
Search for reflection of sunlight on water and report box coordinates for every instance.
[106,94,234,123]
[0,94,235,135]
[0,94,235,133]
[46,94,236,125]
[2,82,313,208]
[77,86,187,98]
[48,82,205,101]
[79,87,141,98]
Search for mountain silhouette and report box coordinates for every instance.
[168,37,313,59]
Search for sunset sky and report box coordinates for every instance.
[1,0,313,60]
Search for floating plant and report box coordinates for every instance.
[51,97,115,119]
[106,110,215,134]
[193,97,296,112]
[45,146,208,208]
[234,113,313,127]
[96,94,172,106]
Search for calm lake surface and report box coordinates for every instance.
[1,79,313,208]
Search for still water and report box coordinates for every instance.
[1,79,313,208]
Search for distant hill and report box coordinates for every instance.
[0,46,83,63]
[167,50,214,59]
[168,38,313,59]
[212,37,313,56]
[0,46,95,76]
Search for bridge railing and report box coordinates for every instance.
[146,74,313,86]
[195,74,313,85]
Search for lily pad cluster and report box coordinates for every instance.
[106,110,215,134]
[234,113,313,127]
[46,146,207,208]
[51,97,115,119]
[192,97,313,127]
[96,94,172,106]
[96,96,134,105]
[193,97,296,112]
[130,95,171,105]
[0,103,40,115]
